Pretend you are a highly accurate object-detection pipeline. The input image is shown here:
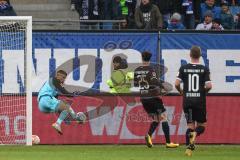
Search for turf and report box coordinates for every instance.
[0,145,239,160]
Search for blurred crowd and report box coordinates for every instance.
[70,0,240,30]
[1,0,240,30]
[0,0,16,16]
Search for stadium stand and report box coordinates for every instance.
[11,0,80,30]
[6,0,240,30]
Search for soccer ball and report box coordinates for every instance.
[32,135,40,145]
[77,112,87,124]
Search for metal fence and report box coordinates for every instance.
[33,19,127,30]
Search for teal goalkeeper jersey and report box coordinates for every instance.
[37,78,59,101]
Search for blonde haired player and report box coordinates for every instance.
[175,46,212,156]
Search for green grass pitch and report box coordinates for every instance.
[0,145,239,160]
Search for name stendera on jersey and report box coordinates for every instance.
[184,68,205,98]
[178,63,210,103]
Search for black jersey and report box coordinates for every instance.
[177,63,211,108]
[134,65,162,97]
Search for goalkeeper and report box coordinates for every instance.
[37,70,83,135]
[107,56,133,93]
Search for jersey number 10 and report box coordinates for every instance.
[188,74,199,92]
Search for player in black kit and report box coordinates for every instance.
[134,51,179,148]
[175,46,212,156]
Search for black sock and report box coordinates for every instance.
[195,126,205,136]
[148,121,159,136]
[186,128,194,146]
[162,121,170,143]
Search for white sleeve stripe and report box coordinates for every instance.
[205,81,212,84]
[176,77,182,81]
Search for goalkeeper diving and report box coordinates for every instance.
[37,70,85,135]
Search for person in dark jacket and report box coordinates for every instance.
[220,1,234,29]
[200,0,221,22]
[0,0,17,16]
[152,0,175,29]
[211,18,224,30]
[76,0,104,30]
[135,0,163,30]
[101,0,122,29]
[117,0,137,29]
[174,0,202,29]
[236,13,240,29]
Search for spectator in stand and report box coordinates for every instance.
[200,0,221,22]
[211,18,224,29]
[135,0,163,30]
[127,0,138,29]
[167,12,185,30]
[182,0,196,29]
[224,0,232,5]
[196,10,213,30]
[120,0,128,18]
[236,13,240,29]
[119,18,128,29]
[214,0,224,6]
[174,0,202,29]
[213,0,240,6]
[77,0,104,30]
[102,0,122,29]
[220,1,234,29]
[118,0,137,29]
[237,0,240,5]
[0,0,17,16]
[152,0,175,29]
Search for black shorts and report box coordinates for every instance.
[140,97,166,116]
[183,107,207,123]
